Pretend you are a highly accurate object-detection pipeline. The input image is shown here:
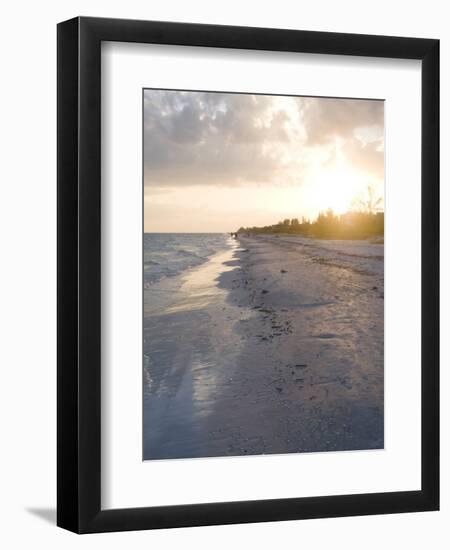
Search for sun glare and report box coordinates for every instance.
[305,165,367,216]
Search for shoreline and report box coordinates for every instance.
[143,234,384,460]
[144,238,238,317]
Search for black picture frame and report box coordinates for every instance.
[57,16,439,533]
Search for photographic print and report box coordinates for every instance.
[57,18,439,531]
[143,89,384,460]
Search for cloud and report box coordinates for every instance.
[299,97,384,182]
[301,97,384,145]
[143,90,384,190]
[143,90,299,188]
[342,137,384,180]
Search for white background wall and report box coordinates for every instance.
[0,1,447,547]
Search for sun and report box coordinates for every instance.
[305,164,367,216]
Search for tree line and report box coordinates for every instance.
[236,187,384,240]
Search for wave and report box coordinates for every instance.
[144,233,230,286]
[176,248,204,260]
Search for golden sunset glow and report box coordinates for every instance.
[144,91,384,231]
[305,163,376,216]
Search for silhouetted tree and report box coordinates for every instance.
[236,203,383,240]
[352,185,383,214]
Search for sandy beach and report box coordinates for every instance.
[143,234,384,460]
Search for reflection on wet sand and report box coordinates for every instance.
[164,247,239,314]
[143,239,252,459]
[143,235,383,460]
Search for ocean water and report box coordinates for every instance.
[144,233,231,288]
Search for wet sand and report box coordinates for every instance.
[143,234,384,460]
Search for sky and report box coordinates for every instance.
[143,89,384,233]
